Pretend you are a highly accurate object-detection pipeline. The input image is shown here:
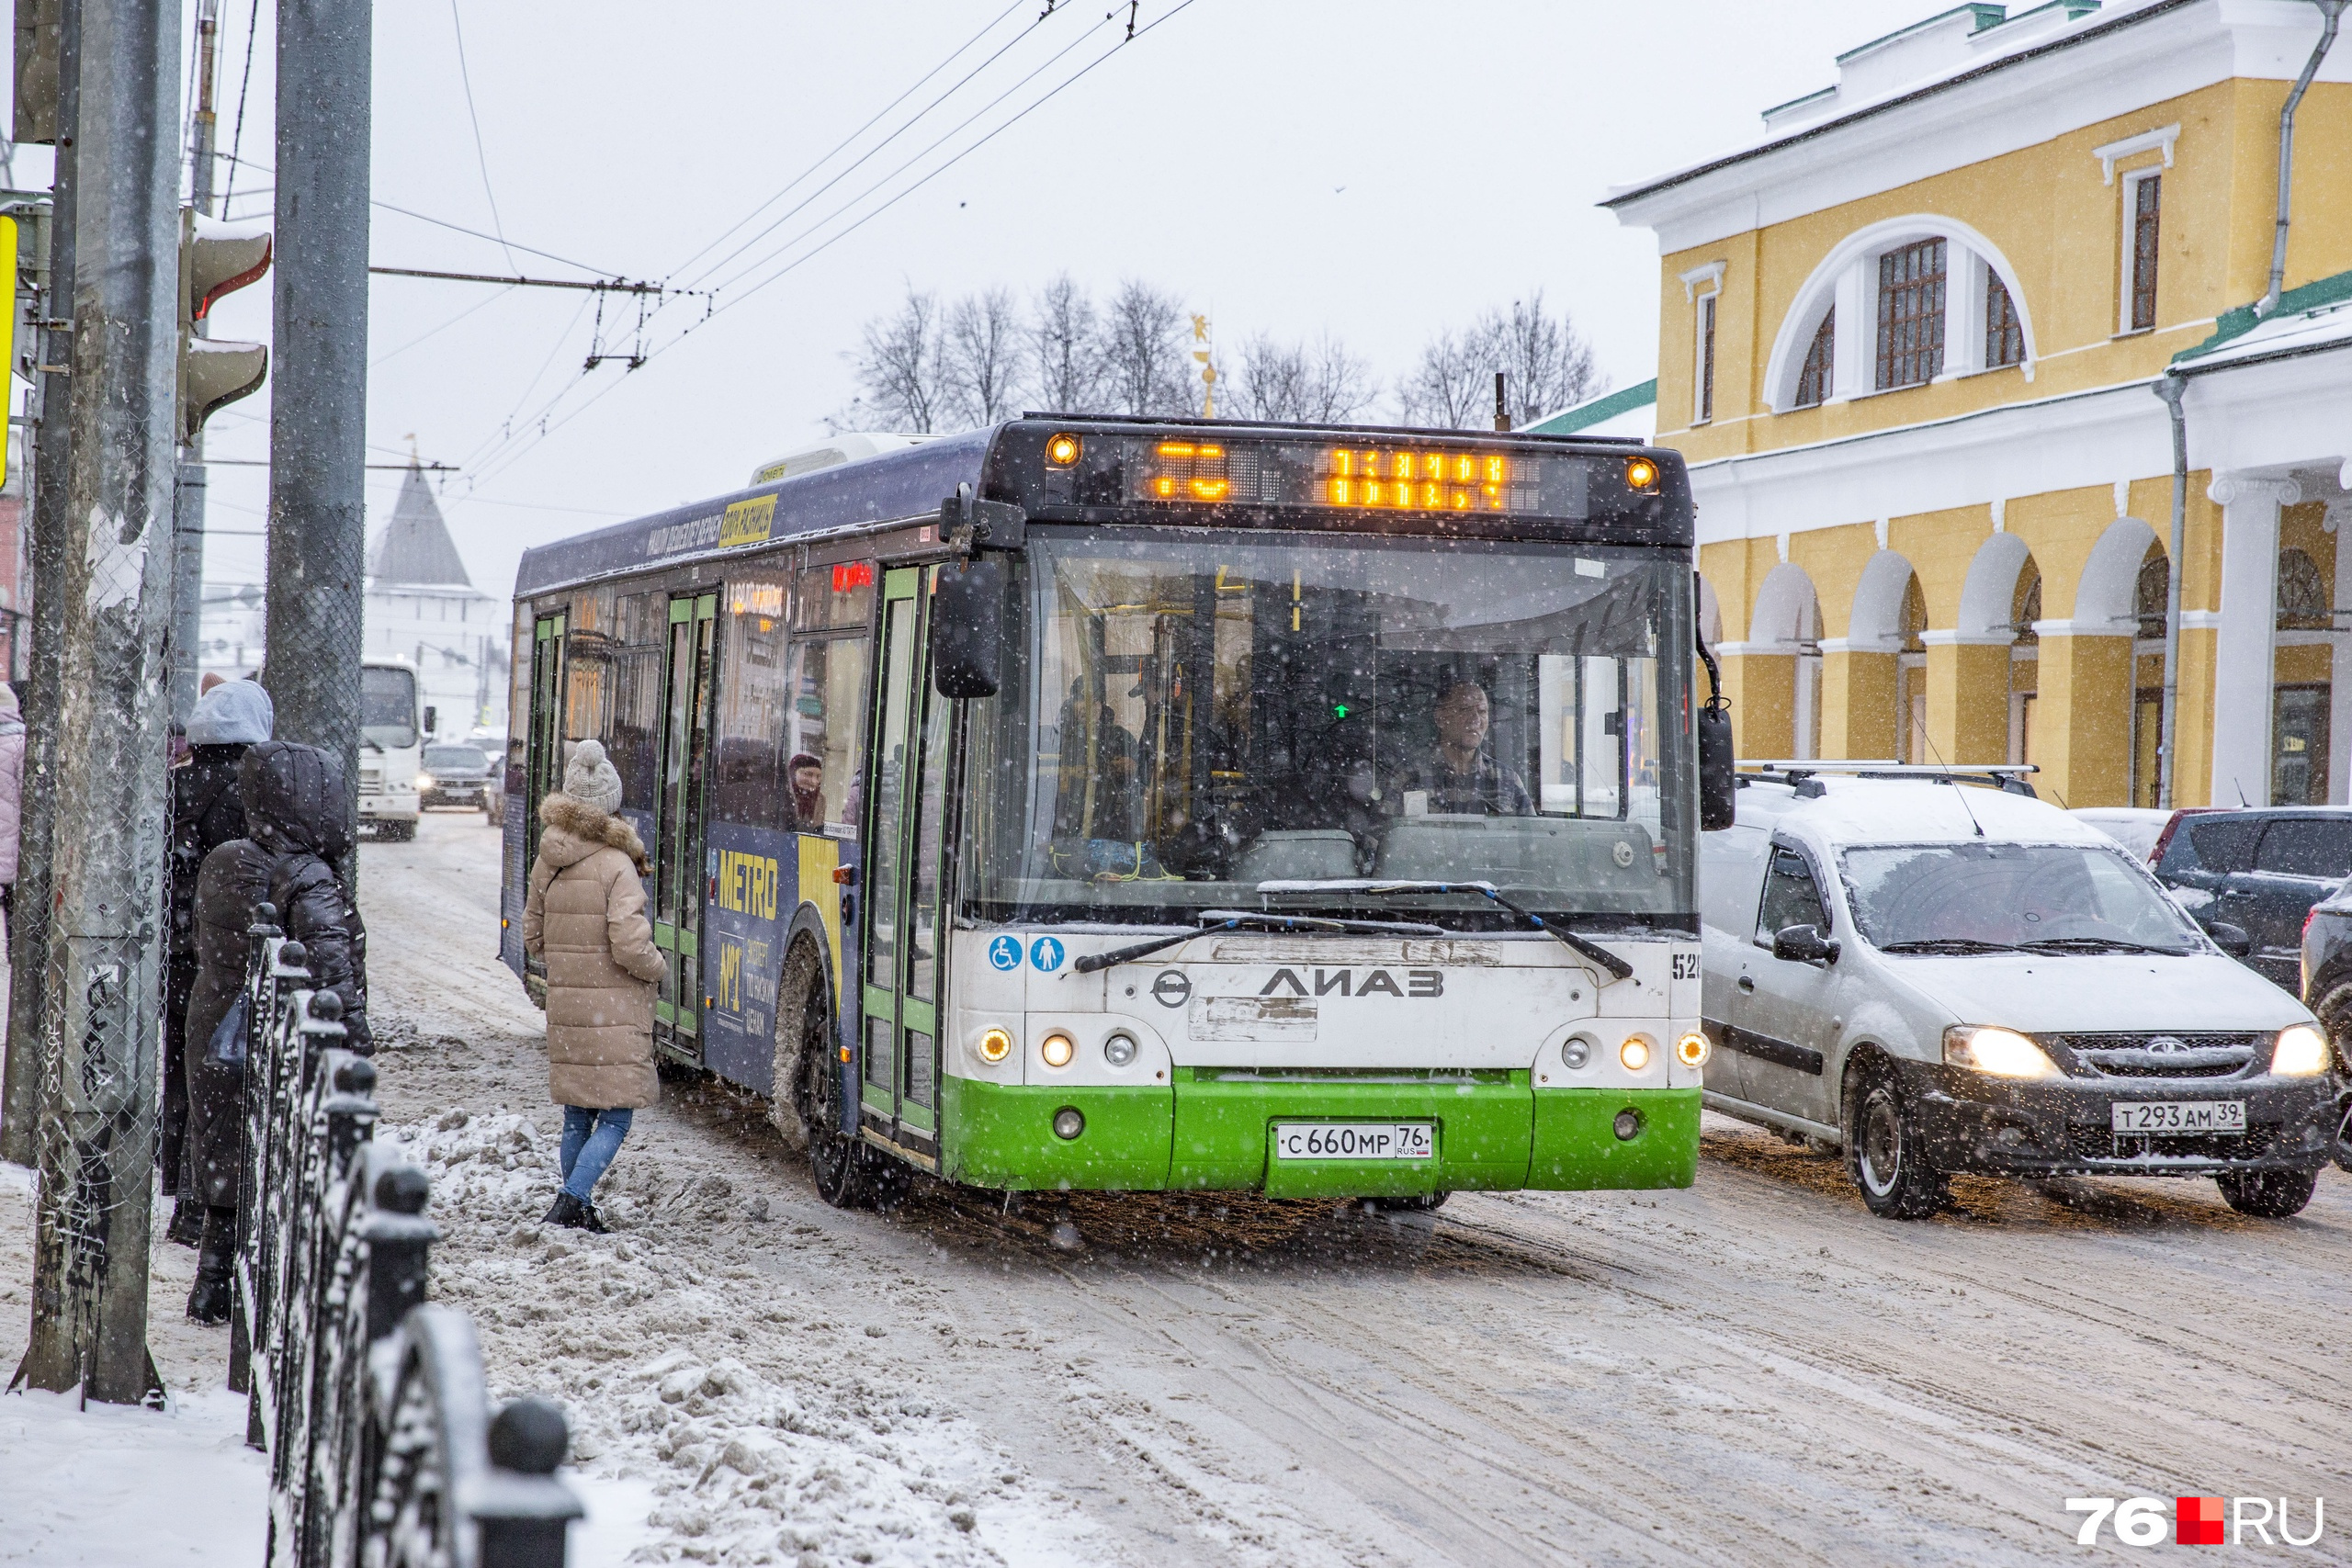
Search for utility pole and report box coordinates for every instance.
[166,0,219,724]
[264,0,370,858]
[19,0,181,1404]
[0,0,78,1171]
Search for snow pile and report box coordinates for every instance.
[378,1111,1061,1566]
[0,1385,266,1566]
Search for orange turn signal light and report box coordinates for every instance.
[1625,457,1660,492]
[1046,433,1081,467]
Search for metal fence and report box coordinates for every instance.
[230,902,582,1568]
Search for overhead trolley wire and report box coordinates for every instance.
[460,0,1202,491]
[447,0,516,271]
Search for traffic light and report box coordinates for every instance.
[178,208,270,443]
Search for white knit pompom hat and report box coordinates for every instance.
[562,739,623,814]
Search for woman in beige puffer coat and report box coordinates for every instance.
[523,739,667,1230]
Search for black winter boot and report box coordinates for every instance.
[578,1200,609,1235]
[164,1195,204,1247]
[187,1206,237,1325]
[541,1191,590,1229]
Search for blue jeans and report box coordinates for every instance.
[560,1106,634,1201]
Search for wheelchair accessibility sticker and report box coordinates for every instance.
[987,935,1023,971]
[1029,937,1066,973]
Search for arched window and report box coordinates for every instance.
[2011,564,2041,646]
[1794,312,1834,409]
[1985,274,2024,369]
[2134,547,2170,639]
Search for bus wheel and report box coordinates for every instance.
[783,953,874,1210]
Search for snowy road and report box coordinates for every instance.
[358,811,2352,1567]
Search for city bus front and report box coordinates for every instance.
[939,424,1706,1199]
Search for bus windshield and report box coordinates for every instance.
[963,530,1695,929]
[361,665,418,750]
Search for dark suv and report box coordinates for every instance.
[2154,807,2352,990]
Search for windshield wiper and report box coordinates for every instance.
[1257,878,1636,983]
[2016,936,2187,955]
[1071,910,1446,976]
[1875,938,2022,954]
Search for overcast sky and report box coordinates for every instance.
[15,1,1906,602]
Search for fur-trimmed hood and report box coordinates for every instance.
[539,791,650,874]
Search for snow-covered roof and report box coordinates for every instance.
[2172,267,2352,374]
[1737,775,2109,851]
[1605,0,2185,210]
[1524,378,1656,441]
[368,462,473,589]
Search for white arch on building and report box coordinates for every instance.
[1845,549,1918,651]
[1957,532,2035,639]
[2071,517,2164,631]
[1761,214,2039,414]
[1747,562,1820,648]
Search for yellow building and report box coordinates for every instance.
[1608,0,2352,808]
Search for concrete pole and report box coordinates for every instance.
[20,0,180,1403]
[0,0,78,1170]
[165,0,219,726]
[263,0,370,863]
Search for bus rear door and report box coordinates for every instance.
[857,566,951,1156]
[653,591,718,1061]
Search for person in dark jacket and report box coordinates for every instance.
[183,740,369,1323]
[162,679,273,1245]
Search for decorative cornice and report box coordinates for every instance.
[2092,122,2179,185]
[2208,474,2303,507]
[1679,261,1725,302]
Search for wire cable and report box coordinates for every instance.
[220,0,261,209]
[662,0,1028,286]
[447,0,515,270]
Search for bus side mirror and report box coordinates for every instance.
[933,558,1004,699]
[423,705,437,736]
[1699,704,1736,831]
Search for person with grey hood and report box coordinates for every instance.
[182,740,369,1323]
[161,678,273,1245]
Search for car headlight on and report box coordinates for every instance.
[2271,1022,2330,1077]
[414,773,435,790]
[1943,1025,2060,1078]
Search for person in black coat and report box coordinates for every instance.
[183,740,369,1324]
[162,679,273,1244]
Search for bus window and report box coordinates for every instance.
[607,592,667,817]
[713,578,791,825]
[797,558,876,632]
[784,632,869,832]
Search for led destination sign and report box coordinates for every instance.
[1036,432,1645,521]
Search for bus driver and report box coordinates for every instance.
[1387,676,1532,818]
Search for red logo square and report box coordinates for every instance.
[2177,1496,2225,1546]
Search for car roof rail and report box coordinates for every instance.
[1736,760,2042,797]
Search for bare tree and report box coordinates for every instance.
[1026,274,1107,413]
[1100,279,1194,416]
[842,285,947,433]
[1230,333,1375,423]
[1396,290,1607,430]
[943,287,1024,428]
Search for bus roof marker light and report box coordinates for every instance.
[1626,457,1660,493]
[1046,433,1081,467]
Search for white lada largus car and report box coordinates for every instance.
[1700,771,2338,1219]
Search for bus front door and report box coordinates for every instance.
[653,592,718,1061]
[858,567,950,1157]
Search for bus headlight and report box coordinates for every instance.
[414,773,435,791]
[1620,1035,1653,1071]
[1943,1025,2059,1078]
[1676,1032,1710,1067]
[1040,1032,1076,1069]
[1102,1032,1138,1067]
[2272,1023,2330,1076]
[977,1028,1012,1064]
[1052,1107,1085,1140]
[1562,1037,1592,1069]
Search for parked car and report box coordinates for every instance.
[2292,888,2352,1173]
[2070,807,2174,863]
[417,743,494,812]
[1701,768,2337,1219]
[2152,807,2352,989]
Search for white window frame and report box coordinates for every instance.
[1680,262,1725,426]
[2118,164,2163,336]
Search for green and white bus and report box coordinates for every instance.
[503,418,1717,1208]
